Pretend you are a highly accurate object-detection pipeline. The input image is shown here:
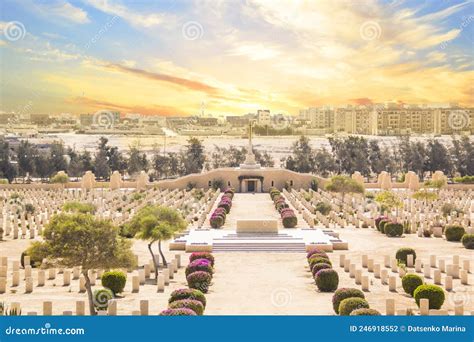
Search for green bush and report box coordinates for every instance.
[461,234,474,249]
[379,219,390,233]
[169,288,206,308]
[169,299,204,315]
[332,288,365,314]
[21,241,49,268]
[311,263,332,277]
[314,202,331,215]
[402,274,423,296]
[350,308,381,316]
[414,284,445,309]
[444,225,465,242]
[307,249,328,260]
[309,256,331,270]
[282,214,297,228]
[93,288,114,310]
[385,222,403,237]
[453,175,474,184]
[395,248,416,265]
[315,269,339,292]
[101,270,127,294]
[338,297,370,316]
[62,201,96,214]
[51,173,68,184]
[186,271,212,293]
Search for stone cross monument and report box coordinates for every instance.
[240,120,261,169]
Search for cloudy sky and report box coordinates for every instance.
[0,0,473,116]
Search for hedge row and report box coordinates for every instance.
[306,249,339,292]
[374,216,403,237]
[269,187,297,228]
[160,252,216,316]
[210,188,234,228]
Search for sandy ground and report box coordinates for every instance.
[1,193,473,315]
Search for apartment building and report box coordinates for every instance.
[298,105,473,135]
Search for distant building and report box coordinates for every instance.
[79,114,94,127]
[197,117,218,126]
[297,105,473,135]
[257,110,271,126]
[30,114,51,126]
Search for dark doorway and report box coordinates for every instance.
[247,180,255,192]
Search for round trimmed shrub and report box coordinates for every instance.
[187,271,212,293]
[315,269,339,292]
[190,252,215,266]
[402,274,423,296]
[185,259,213,277]
[169,288,206,308]
[338,297,370,316]
[414,284,445,309]
[350,308,381,316]
[311,263,332,277]
[307,252,329,265]
[332,288,365,314]
[159,308,197,316]
[281,211,297,228]
[168,299,204,315]
[375,216,388,230]
[385,222,403,237]
[93,288,114,310]
[395,248,416,265]
[101,270,127,295]
[307,249,328,260]
[461,234,474,249]
[379,219,390,233]
[445,225,465,242]
[309,256,331,270]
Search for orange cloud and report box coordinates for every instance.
[68,96,185,116]
[102,63,219,95]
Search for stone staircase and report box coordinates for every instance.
[212,232,306,252]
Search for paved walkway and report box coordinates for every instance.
[206,252,335,315]
[205,193,331,314]
[222,193,282,229]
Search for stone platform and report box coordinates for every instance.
[169,227,348,253]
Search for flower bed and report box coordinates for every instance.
[209,189,234,228]
[160,253,216,316]
[269,187,298,228]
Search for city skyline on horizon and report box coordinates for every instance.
[1,0,473,117]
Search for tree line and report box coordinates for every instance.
[1,135,472,183]
[282,135,474,179]
[0,136,273,182]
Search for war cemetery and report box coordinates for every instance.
[0,131,472,318]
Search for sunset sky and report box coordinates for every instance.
[1,0,473,116]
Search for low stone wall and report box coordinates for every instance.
[1,169,474,191]
[236,219,279,233]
